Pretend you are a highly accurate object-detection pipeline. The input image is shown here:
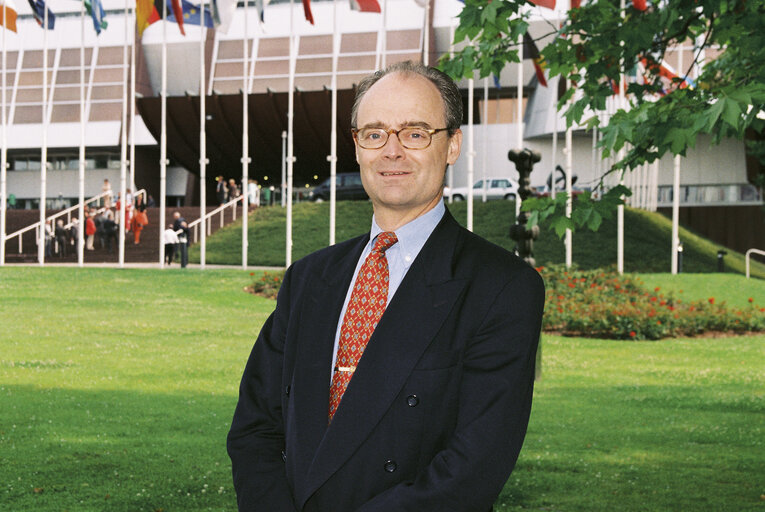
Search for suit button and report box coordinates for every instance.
[285,385,291,396]
[383,460,397,473]
[281,450,286,462]
[406,395,419,407]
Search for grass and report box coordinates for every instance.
[638,273,765,310]
[190,201,765,279]
[1,267,763,511]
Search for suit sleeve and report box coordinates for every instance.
[227,267,299,512]
[357,265,545,512]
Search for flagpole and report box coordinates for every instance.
[467,77,474,232]
[241,0,250,269]
[481,77,487,202]
[422,0,429,66]
[119,0,129,267]
[39,4,49,265]
[286,0,295,267]
[77,0,86,266]
[616,0,626,274]
[565,123,572,268]
[550,81,557,199]
[329,0,339,246]
[159,0,168,267]
[381,0,387,68]
[1,0,8,266]
[200,0,208,269]
[130,5,137,194]
[671,47,683,274]
[515,32,523,220]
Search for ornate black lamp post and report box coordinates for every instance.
[508,148,541,266]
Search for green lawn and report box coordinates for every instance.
[190,201,765,279]
[1,268,763,511]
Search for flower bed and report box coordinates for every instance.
[539,265,765,340]
[245,270,285,299]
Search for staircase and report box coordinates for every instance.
[3,206,243,264]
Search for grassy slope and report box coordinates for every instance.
[190,201,765,279]
[1,268,763,511]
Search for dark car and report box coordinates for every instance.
[309,173,368,202]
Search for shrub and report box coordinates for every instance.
[538,265,765,340]
[246,270,285,299]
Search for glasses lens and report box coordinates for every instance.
[398,128,431,149]
[356,128,387,149]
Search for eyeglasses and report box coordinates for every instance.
[352,127,449,150]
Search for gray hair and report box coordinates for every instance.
[351,60,463,136]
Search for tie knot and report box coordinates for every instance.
[372,231,397,254]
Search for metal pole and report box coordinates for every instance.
[671,47,684,274]
[515,32,523,219]
[77,0,86,266]
[39,6,49,265]
[616,0,626,274]
[422,0,429,66]
[482,77,488,203]
[200,0,208,269]
[119,0,129,267]
[242,0,250,268]
[467,78,474,232]
[329,0,339,246]
[1,1,8,266]
[159,0,168,267]
[281,130,286,207]
[286,0,295,267]
[130,4,137,194]
[565,125,572,267]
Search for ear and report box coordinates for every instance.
[446,129,462,165]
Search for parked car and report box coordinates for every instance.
[444,177,519,202]
[309,173,368,202]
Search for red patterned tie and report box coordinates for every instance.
[328,231,398,422]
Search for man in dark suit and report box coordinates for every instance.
[228,61,545,511]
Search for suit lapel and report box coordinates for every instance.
[299,213,467,507]
[288,235,368,500]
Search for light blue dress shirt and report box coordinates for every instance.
[330,199,446,374]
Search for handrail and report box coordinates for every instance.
[180,195,244,242]
[745,248,765,279]
[6,189,147,254]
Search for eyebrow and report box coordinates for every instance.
[357,121,435,130]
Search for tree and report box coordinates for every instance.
[439,0,765,236]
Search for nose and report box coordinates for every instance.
[381,131,406,159]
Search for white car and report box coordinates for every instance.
[444,177,519,202]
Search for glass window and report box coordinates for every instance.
[28,160,41,171]
[344,175,362,186]
[492,179,509,188]
[473,180,483,189]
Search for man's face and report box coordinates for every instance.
[354,73,462,225]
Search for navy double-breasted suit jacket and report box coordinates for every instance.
[227,209,545,511]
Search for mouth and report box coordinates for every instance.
[379,171,410,176]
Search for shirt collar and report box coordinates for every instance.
[370,199,446,268]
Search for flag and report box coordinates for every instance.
[136,0,160,35]
[523,32,548,87]
[529,0,555,9]
[27,0,55,29]
[302,0,313,24]
[170,0,185,35]
[255,0,269,22]
[0,0,18,32]
[632,0,646,10]
[211,0,236,32]
[180,0,213,28]
[84,0,108,34]
[149,0,186,35]
[349,0,380,13]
